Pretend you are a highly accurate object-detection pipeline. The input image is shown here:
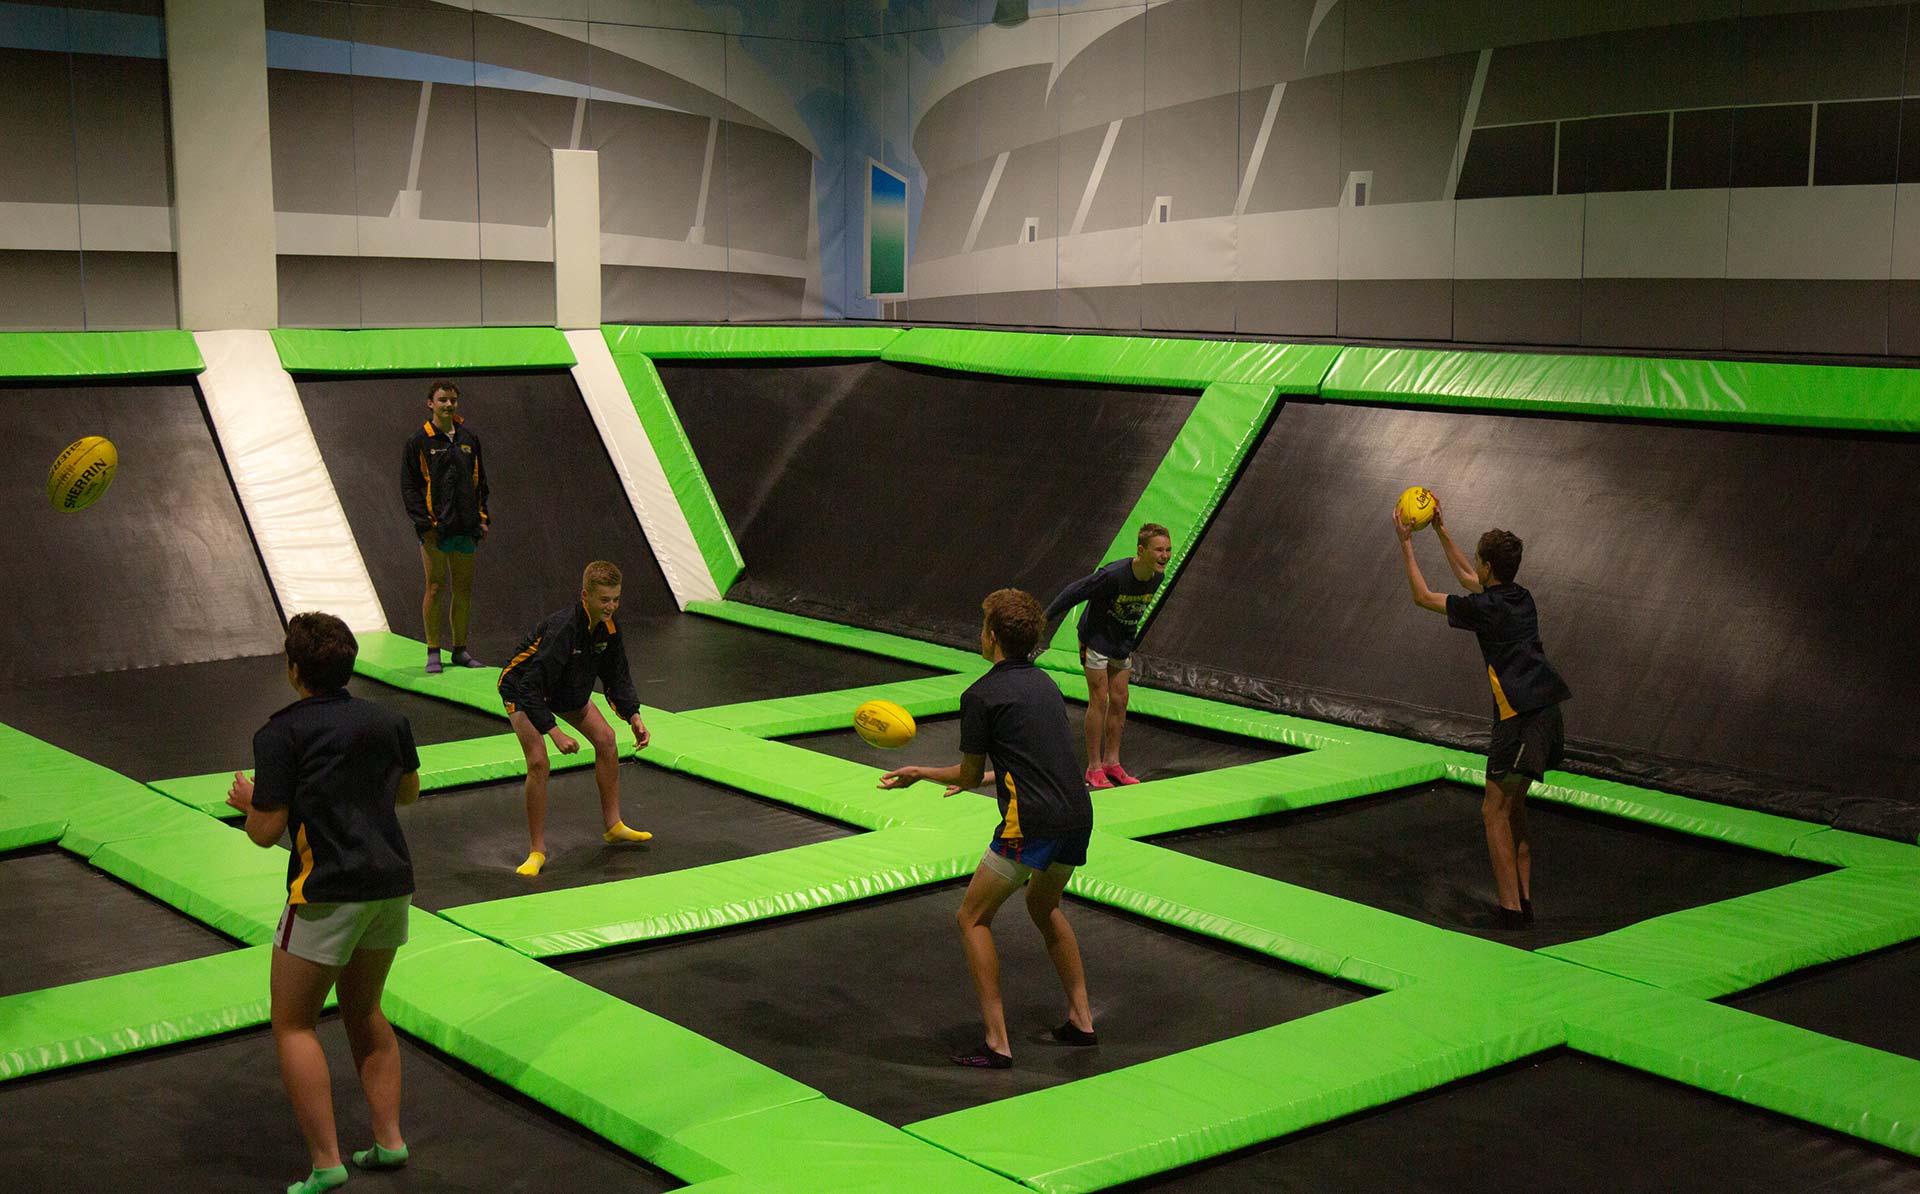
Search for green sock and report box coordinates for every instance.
[287,1165,348,1194]
[352,1142,409,1170]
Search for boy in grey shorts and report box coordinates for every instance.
[228,612,423,1193]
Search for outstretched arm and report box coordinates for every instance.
[1430,494,1482,592]
[877,753,988,796]
[1394,509,1449,614]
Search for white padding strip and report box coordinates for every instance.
[193,330,388,631]
[566,328,718,608]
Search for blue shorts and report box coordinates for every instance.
[431,533,477,554]
[987,828,1091,878]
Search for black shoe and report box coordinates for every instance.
[1493,904,1529,930]
[952,1042,1013,1069]
[1051,1021,1098,1046]
[1521,896,1535,927]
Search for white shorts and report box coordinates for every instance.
[276,895,411,966]
[1081,645,1131,672]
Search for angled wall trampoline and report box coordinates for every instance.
[2,324,1919,1192]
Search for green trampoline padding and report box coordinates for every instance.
[1569,985,1920,1157]
[604,324,904,359]
[664,1098,1027,1193]
[381,910,820,1181]
[354,631,513,715]
[881,328,1340,392]
[1048,381,1281,656]
[1320,345,1920,432]
[0,330,204,379]
[601,338,745,592]
[1542,865,1920,1000]
[269,326,576,373]
[89,820,288,944]
[683,672,977,737]
[907,984,1558,1194]
[1095,739,1450,840]
[443,825,984,957]
[687,600,987,673]
[0,944,271,1081]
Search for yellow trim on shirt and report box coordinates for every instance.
[1000,772,1022,840]
[1488,665,1518,721]
[287,825,314,905]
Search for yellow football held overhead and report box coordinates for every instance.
[854,699,916,749]
[1396,485,1435,532]
[47,436,119,513]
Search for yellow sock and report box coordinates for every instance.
[514,851,545,876]
[603,822,652,844]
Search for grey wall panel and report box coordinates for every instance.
[723,123,814,259]
[1142,281,1235,334]
[1337,55,1476,206]
[1723,278,1889,356]
[602,263,726,323]
[1053,6,1144,141]
[1451,278,1581,346]
[1058,283,1143,331]
[73,55,172,207]
[1240,73,1344,214]
[1739,4,1906,106]
[1143,94,1240,223]
[476,86,578,229]
[481,259,555,327]
[1337,278,1452,341]
[79,253,180,331]
[728,272,808,321]
[0,50,78,205]
[1079,115,1145,235]
[269,69,357,216]
[0,253,84,331]
[592,104,711,240]
[1235,278,1337,337]
[416,82,482,224]
[1578,278,1725,352]
[1889,280,1920,355]
[350,74,424,218]
[979,141,1058,249]
[276,255,360,328]
[358,257,483,328]
[1145,0,1240,115]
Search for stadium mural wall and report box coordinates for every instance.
[11,0,1920,355]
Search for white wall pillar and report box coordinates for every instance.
[164,0,279,330]
[553,148,602,329]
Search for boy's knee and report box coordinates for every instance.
[525,751,550,779]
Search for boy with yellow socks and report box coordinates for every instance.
[497,561,653,876]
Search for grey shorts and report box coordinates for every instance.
[1081,645,1131,672]
[275,895,411,966]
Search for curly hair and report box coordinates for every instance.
[285,611,358,690]
[982,588,1044,659]
[1477,529,1524,584]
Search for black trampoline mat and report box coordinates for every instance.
[0,848,235,997]
[298,370,678,665]
[0,1017,678,1192]
[408,760,858,912]
[783,708,1289,787]
[555,881,1371,1127]
[0,654,507,783]
[1119,1049,1918,1193]
[1151,781,1831,948]
[0,380,286,684]
[615,613,941,712]
[666,358,1198,650]
[1727,936,1920,1062]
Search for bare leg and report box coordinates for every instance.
[953,861,1026,1056]
[1102,665,1131,768]
[447,550,476,649]
[1025,865,1092,1032]
[337,947,404,1152]
[1507,777,1532,903]
[270,946,347,1171]
[1081,661,1108,771]
[1482,777,1524,911]
[560,703,625,829]
[509,711,551,857]
[418,538,449,649]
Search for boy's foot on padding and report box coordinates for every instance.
[952,1042,1013,1069]
[1102,764,1141,786]
[1085,766,1113,790]
[603,822,652,844]
[424,653,444,675]
[1051,1021,1098,1046]
[450,649,483,668]
[352,1143,408,1171]
[515,851,545,877]
[287,1166,348,1194]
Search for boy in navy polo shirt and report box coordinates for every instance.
[1394,495,1571,930]
[496,559,653,877]
[226,612,422,1193]
[880,588,1097,1068]
[1044,521,1173,788]
[401,380,490,674]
